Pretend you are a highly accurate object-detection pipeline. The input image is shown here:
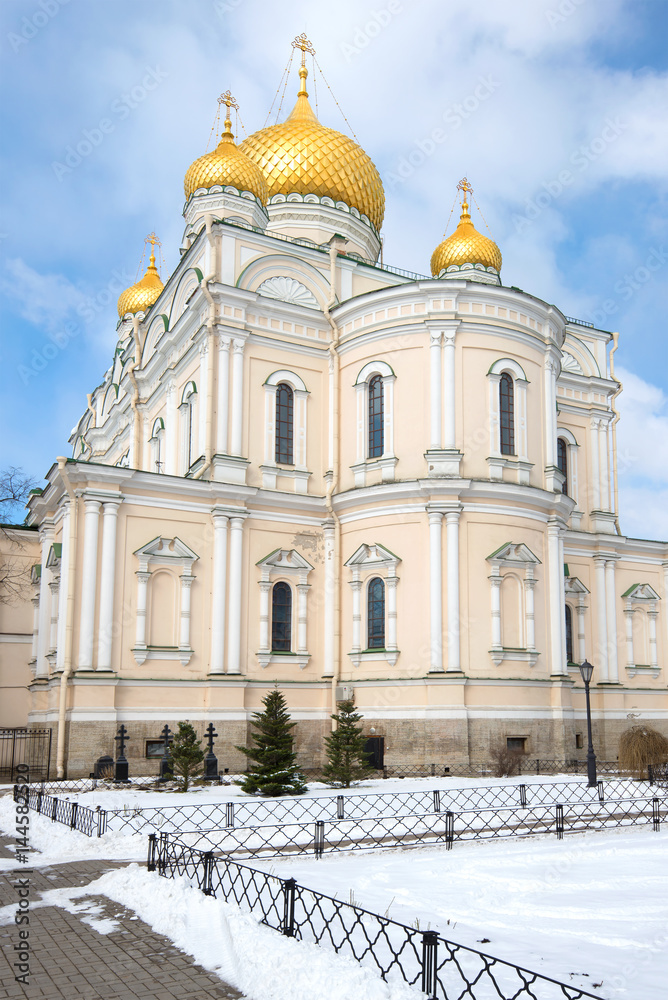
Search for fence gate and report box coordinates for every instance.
[0,729,52,782]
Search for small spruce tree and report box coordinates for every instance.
[322,700,374,788]
[170,721,204,792]
[236,688,307,796]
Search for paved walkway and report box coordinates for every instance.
[0,838,244,999]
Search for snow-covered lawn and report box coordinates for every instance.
[1,777,666,999]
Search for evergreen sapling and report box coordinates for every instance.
[170,721,204,791]
[322,700,374,787]
[236,688,307,796]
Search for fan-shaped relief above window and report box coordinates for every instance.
[560,352,583,375]
[132,536,199,666]
[559,338,601,378]
[257,276,318,308]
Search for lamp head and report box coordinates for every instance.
[579,659,594,684]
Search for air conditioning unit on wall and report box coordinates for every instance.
[335,685,353,702]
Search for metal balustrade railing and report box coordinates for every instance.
[148,833,602,1000]
[14,784,107,837]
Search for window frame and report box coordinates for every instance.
[499,372,515,456]
[366,576,386,650]
[275,382,294,465]
[271,580,293,652]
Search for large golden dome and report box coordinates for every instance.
[240,64,384,232]
[431,186,502,276]
[184,101,268,203]
[117,250,164,318]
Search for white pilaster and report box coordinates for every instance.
[165,379,177,476]
[576,596,587,664]
[209,512,229,674]
[264,384,277,465]
[179,574,194,654]
[297,583,309,655]
[544,357,557,469]
[48,579,59,653]
[648,609,659,672]
[382,375,395,458]
[428,509,443,672]
[605,558,619,682]
[134,571,150,654]
[230,339,245,456]
[30,594,40,664]
[624,602,635,670]
[590,418,601,510]
[386,572,398,656]
[258,580,271,657]
[323,520,336,677]
[55,506,70,672]
[593,555,608,680]
[525,574,537,652]
[490,569,502,650]
[36,525,54,677]
[78,500,101,669]
[216,336,231,456]
[547,519,567,675]
[198,340,208,459]
[429,331,442,449]
[97,500,121,671]
[443,331,456,450]
[350,573,362,658]
[226,514,246,672]
[445,508,461,672]
[599,420,610,511]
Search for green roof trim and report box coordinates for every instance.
[193,267,203,283]
[621,584,641,598]
[53,543,62,558]
[487,541,512,560]
[160,314,169,331]
[564,563,569,577]
[29,488,43,496]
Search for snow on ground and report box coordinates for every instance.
[251,827,668,998]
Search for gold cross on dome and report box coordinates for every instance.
[292,33,316,61]
[145,232,161,266]
[457,177,473,201]
[217,90,239,113]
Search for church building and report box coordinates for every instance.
[13,38,668,777]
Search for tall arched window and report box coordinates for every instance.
[275,383,294,464]
[557,437,568,495]
[565,604,574,663]
[499,373,515,456]
[367,577,385,649]
[271,582,292,652]
[368,375,384,458]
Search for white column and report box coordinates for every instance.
[445,508,461,672]
[165,379,177,475]
[547,520,566,675]
[36,526,54,677]
[517,380,529,462]
[323,520,336,676]
[599,420,610,511]
[428,510,443,672]
[78,500,101,669]
[258,580,271,655]
[230,339,245,456]
[30,594,40,663]
[179,574,194,651]
[576,597,587,664]
[198,340,208,459]
[264,384,277,465]
[295,389,309,470]
[490,570,502,649]
[297,583,309,654]
[590,419,601,510]
[216,336,231,455]
[605,557,619,682]
[544,357,557,471]
[429,331,442,450]
[558,530,568,669]
[383,375,395,457]
[48,580,59,653]
[209,512,229,673]
[386,573,398,654]
[226,515,245,672]
[56,507,70,672]
[350,575,362,656]
[593,555,608,680]
[97,500,121,671]
[524,573,537,651]
[443,332,456,450]
[355,384,365,464]
[135,571,150,651]
[624,603,635,669]
[648,609,659,672]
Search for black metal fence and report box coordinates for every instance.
[148,833,601,1000]
[0,729,51,782]
[14,784,107,837]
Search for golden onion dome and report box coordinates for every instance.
[431,186,502,276]
[239,63,384,232]
[184,100,268,203]
[117,250,164,318]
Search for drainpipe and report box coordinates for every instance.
[193,214,218,481]
[127,315,143,470]
[323,236,347,728]
[55,457,78,778]
[609,331,622,535]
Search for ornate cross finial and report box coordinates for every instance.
[292,33,315,62]
[217,90,238,136]
[457,177,473,203]
[145,231,161,267]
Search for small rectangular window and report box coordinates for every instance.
[506,736,526,752]
[575,733,584,750]
[146,739,171,759]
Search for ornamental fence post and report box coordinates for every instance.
[158,831,168,875]
[336,796,345,820]
[421,930,439,999]
[225,802,234,828]
[70,802,78,830]
[36,790,43,814]
[555,804,564,840]
[52,796,59,821]
[147,833,157,871]
[652,798,661,832]
[202,851,215,895]
[445,811,454,850]
[519,784,527,807]
[314,820,325,858]
[282,878,297,937]
[433,790,441,813]
[597,781,605,803]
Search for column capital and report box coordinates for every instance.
[232,338,245,354]
[429,330,443,346]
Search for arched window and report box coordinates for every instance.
[271,582,292,652]
[368,375,384,458]
[499,373,515,456]
[367,577,385,649]
[275,383,294,464]
[565,604,574,663]
[557,438,568,495]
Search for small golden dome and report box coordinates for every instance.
[184,96,268,203]
[117,248,164,318]
[431,183,502,276]
[240,63,384,232]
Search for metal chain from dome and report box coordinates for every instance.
[264,48,296,127]
[470,189,498,243]
[313,54,359,143]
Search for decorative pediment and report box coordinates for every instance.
[257,548,314,581]
[622,583,661,602]
[133,536,199,572]
[565,575,589,595]
[560,352,583,375]
[345,543,401,570]
[486,542,541,566]
[46,544,62,570]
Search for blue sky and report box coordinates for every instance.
[0,0,666,537]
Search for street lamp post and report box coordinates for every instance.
[579,659,597,787]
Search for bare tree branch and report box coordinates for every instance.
[0,466,39,605]
[0,467,37,523]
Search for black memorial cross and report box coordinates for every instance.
[159,724,173,780]
[114,724,130,783]
[204,722,219,780]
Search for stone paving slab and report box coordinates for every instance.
[0,838,245,999]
